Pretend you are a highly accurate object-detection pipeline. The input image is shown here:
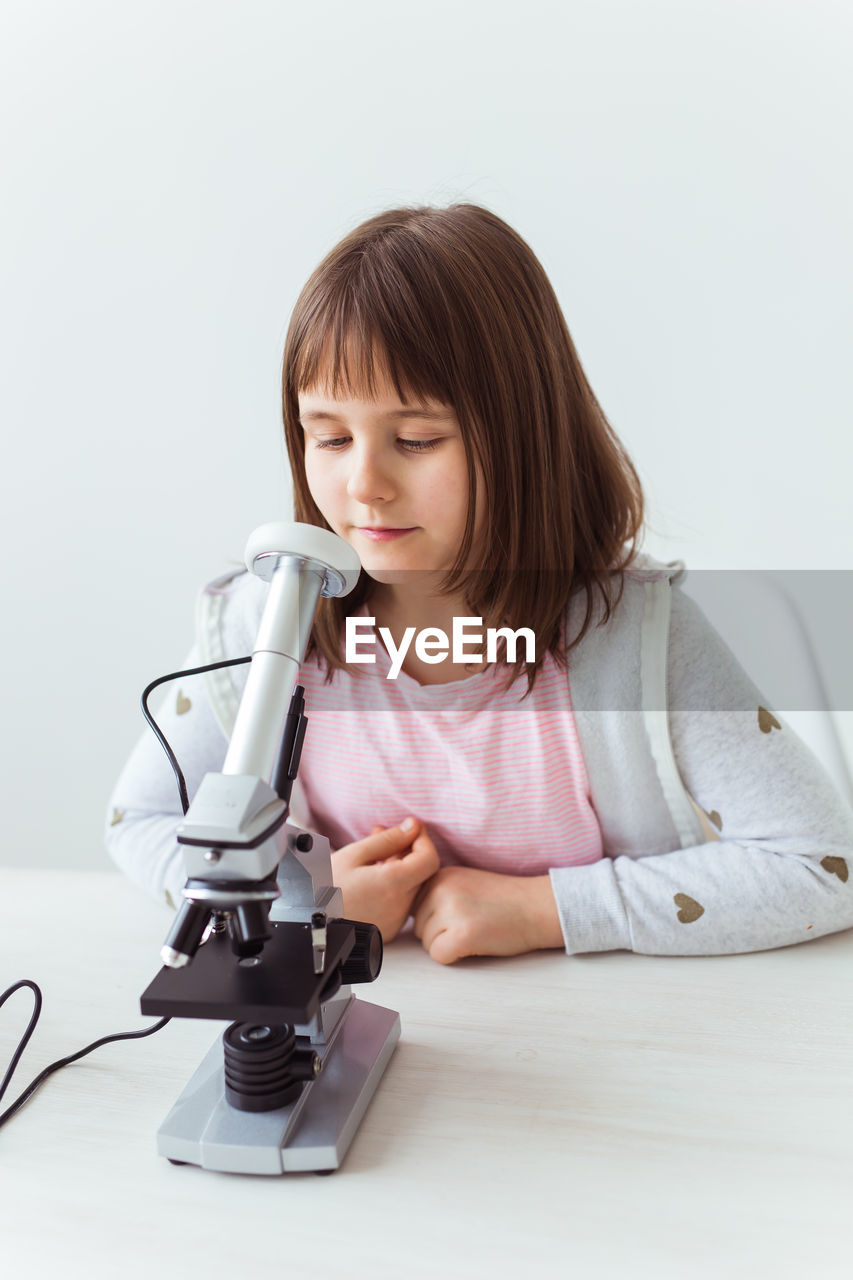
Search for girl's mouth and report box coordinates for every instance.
[357,527,418,541]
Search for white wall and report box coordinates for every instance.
[1,0,850,870]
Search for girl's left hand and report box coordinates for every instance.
[411,856,565,965]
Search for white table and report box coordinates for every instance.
[0,868,851,1280]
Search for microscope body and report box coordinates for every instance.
[140,524,400,1175]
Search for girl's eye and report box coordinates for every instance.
[312,437,440,452]
[399,438,439,452]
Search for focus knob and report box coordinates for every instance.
[339,921,383,984]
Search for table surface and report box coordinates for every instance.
[1,868,851,1280]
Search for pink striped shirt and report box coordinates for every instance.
[295,611,603,875]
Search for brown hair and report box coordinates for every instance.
[281,203,645,695]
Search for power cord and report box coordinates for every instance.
[1,653,253,1130]
[141,654,252,814]
[0,980,170,1130]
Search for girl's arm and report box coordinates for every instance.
[104,641,314,908]
[105,644,234,907]
[548,588,853,955]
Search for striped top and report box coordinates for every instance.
[294,609,603,874]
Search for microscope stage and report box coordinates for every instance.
[140,918,354,1023]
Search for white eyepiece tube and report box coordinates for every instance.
[222,523,360,783]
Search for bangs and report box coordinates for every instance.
[288,254,454,410]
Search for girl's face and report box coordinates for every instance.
[298,371,483,585]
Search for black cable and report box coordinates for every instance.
[0,980,171,1130]
[141,655,252,814]
[0,659,258,1131]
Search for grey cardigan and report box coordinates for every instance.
[105,557,853,956]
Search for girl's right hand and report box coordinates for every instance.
[331,818,440,942]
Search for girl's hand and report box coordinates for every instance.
[332,819,440,942]
[411,865,565,965]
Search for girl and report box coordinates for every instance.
[107,203,853,963]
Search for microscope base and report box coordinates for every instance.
[155,998,400,1175]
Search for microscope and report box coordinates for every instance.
[140,523,400,1175]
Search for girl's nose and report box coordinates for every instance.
[346,447,396,505]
